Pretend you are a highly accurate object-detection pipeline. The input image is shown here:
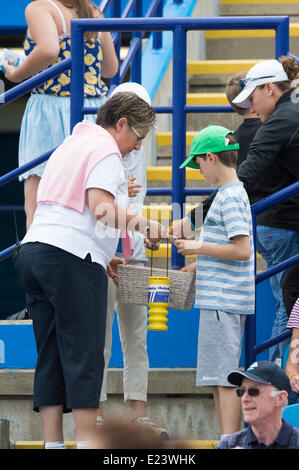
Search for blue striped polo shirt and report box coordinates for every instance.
[195,181,255,315]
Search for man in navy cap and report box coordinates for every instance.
[217,361,299,449]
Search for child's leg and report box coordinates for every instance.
[217,386,241,435]
[211,387,223,434]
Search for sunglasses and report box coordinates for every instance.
[236,387,263,397]
[130,125,145,142]
[238,75,275,91]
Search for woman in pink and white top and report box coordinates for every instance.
[285,297,299,404]
[14,92,166,449]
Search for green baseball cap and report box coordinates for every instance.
[179,125,239,169]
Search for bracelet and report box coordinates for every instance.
[185,214,196,229]
[289,373,299,380]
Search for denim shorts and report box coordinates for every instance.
[18,93,107,181]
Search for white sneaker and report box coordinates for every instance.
[134,416,169,440]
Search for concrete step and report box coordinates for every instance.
[205,22,299,59]
[220,0,299,17]
[186,92,228,105]
[156,110,243,161]
[187,59,263,88]
[146,165,213,205]
[147,165,205,182]
[12,440,219,449]
[188,59,262,76]
[0,368,221,441]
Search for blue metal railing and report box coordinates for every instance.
[246,182,299,365]
[69,15,290,268]
[0,13,297,368]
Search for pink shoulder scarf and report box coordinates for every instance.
[37,120,134,261]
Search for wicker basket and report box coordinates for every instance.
[117,264,195,311]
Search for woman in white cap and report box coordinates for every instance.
[174,56,299,364]
[232,56,299,363]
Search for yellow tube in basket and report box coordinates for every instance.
[147,276,170,331]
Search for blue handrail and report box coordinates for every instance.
[0,14,297,369]
[245,181,299,365]
[69,15,290,266]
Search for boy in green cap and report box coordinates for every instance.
[174,125,255,440]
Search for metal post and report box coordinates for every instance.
[109,1,121,89]
[245,210,257,368]
[70,21,84,130]
[275,16,289,58]
[153,1,163,50]
[131,0,142,83]
[171,25,186,267]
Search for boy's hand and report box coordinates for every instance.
[169,217,194,239]
[174,239,202,255]
[181,261,196,273]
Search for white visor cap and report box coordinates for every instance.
[232,59,289,109]
[110,82,151,106]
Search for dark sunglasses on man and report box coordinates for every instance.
[236,386,281,398]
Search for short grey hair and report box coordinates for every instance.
[96,91,156,132]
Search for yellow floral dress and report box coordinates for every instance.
[24,34,108,98]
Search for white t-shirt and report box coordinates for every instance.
[22,154,128,269]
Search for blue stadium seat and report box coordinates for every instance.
[282,404,299,427]
[282,344,290,370]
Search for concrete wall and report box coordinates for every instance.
[0,368,221,443]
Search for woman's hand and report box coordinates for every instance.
[4,60,20,83]
[107,257,125,286]
[144,237,160,251]
[144,220,167,248]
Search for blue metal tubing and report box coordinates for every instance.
[248,180,299,365]
[256,254,299,285]
[82,104,234,115]
[119,35,142,83]
[0,58,71,107]
[146,188,214,197]
[0,245,16,262]
[0,206,23,211]
[111,0,165,87]
[70,16,290,34]
[252,180,299,216]
[252,181,299,284]
[0,14,292,368]
[171,24,187,266]
[65,15,290,268]
[0,149,55,189]
[254,329,292,356]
